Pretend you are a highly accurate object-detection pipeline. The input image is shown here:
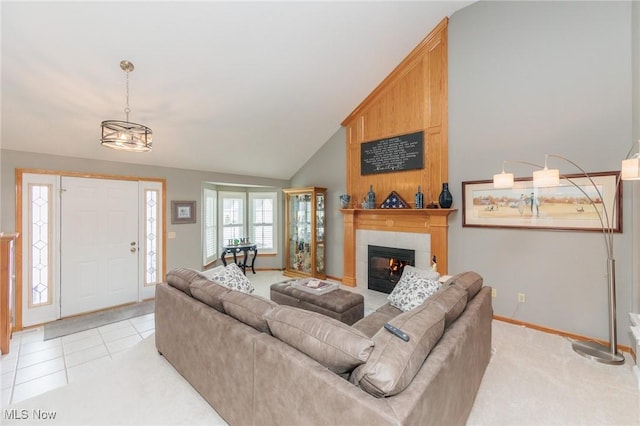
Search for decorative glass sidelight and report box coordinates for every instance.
[28,184,52,307]
[144,189,160,285]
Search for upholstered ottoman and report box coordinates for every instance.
[270,280,364,325]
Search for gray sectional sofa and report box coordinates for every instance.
[155,269,492,426]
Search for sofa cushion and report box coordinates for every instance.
[352,311,397,338]
[445,271,483,299]
[190,278,231,312]
[350,303,402,339]
[207,263,255,293]
[221,291,277,333]
[350,300,445,397]
[427,283,468,328]
[266,306,374,374]
[166,268,206,296]
[376,303,403,317]
[388,266,442,312]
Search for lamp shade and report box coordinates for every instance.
[621,155,640,180]
[493,172,514,188]
[100,120,153,152]
[533,167,559,187]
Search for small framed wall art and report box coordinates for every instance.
[171,200,196,224]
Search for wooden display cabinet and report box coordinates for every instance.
[1,233,18,354]
[283,187,326,279]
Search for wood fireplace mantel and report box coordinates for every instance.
[340,208,456,287]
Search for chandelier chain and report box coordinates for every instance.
[124,70,131,121]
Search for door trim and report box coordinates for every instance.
[14,168,167,330]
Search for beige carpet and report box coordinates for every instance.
[4,319,638,425]
[466,321,639,426]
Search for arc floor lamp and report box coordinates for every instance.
[492,140,640,365]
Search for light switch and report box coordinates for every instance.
[168,232,176,239]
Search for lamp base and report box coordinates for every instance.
[572,340,625,365]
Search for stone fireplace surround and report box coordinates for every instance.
[356,230,430,293]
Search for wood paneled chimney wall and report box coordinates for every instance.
[340,18,452,286]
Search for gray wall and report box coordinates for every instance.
[447,1,634,344]
[1,150,289,272]
[632,0,640,316]
[293,1,637,346]
[289,127,347,279]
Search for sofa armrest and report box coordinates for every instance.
[386,286,493,426]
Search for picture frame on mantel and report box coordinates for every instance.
[462,171,621,232]
[171,200,196,224]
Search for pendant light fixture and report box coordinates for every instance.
[100,60,152,152]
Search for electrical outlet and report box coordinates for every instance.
[518,293,526,303]
[491,288,497,298]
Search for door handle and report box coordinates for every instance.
[130,247,137,253]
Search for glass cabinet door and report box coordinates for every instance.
[283,187,327,279]
[315,192,325,274]
[288,193,312,274]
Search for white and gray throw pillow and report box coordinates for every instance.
[388,266,441,312]
[208,263,255,294]
[200,265,225,280]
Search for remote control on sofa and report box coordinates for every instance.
[384,323,410,342]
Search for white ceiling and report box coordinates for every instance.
[1,1,473,180]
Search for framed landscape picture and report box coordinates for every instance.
[462,171,621,232]
[171,200,196,224]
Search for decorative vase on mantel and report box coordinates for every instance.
[339,194,351,209]
[366,185,376,209]
[438,183,453,209]
[414,186,424,209]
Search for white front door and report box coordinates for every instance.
[60,177,139,317]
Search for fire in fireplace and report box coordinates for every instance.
[367,245,415,294]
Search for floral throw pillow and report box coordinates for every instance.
[208,263,255,294]
[388,266,441,312]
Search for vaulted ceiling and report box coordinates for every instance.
[1,1,473,180]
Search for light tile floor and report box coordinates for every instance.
[1,313,155,407]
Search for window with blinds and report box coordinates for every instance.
[204,190,279,267]
[249,192,277,252]
[221,192,245,244]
